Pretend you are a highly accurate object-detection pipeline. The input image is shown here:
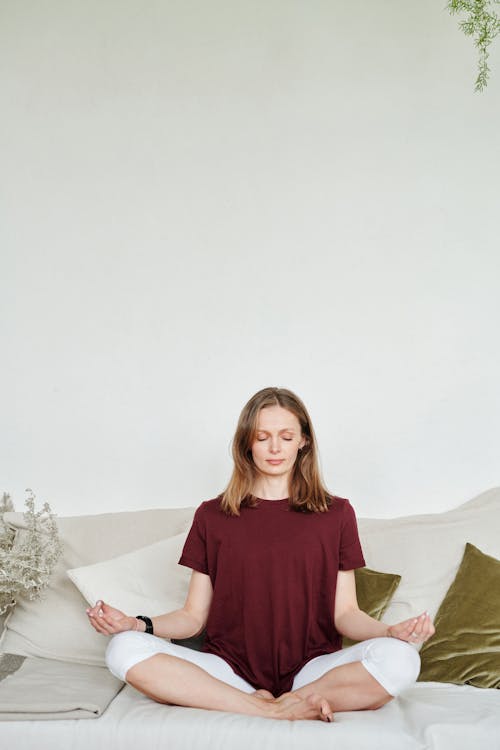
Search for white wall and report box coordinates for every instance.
[1,0,499,518]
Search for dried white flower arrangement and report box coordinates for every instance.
[0,489,62,616]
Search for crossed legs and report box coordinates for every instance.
[124,653,335,721]
[106,632,420,722]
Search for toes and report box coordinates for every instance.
[271,691,334,722]
[306,692,334,722]
[320,699,334,723]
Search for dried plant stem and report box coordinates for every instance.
[447,0,500,91]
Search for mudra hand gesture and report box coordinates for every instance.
[387,612,435,644]
[87,600,137,635]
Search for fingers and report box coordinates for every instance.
[393,619,415,639]
[409,612,432,643]
[388,618,414,642]
[413,612,435,642]
[395,612,434,644]
[87,612,108,635]
[87,599,104,617]
[86,600,122,635]
[87,611,114,635]
[86,600,103,632]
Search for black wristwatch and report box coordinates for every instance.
[136,615,154,635]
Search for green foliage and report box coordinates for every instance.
[447,0,500,91]
[0,489,62,616]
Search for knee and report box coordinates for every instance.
[365,638,421,696]
[392,640,421,689]
[384,638,421,691]
[105,631,144,681]
[368,693,394,710]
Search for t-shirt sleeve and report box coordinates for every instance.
[338,500,366,570]
[178,505,209,575]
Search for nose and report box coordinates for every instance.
[269,436,281,454]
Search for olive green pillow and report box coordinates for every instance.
[342,567,402,648]
[419,543,500,689]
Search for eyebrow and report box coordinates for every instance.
[256,428,297,434]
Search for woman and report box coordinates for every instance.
[87,387,434,722]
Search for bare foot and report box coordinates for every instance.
[253,689,275,701]
[267,691,334,722]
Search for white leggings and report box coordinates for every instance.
[106,632,421,698]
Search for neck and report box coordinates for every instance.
[252,476,289,500]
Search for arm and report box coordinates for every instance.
[334,570,389,641]
[333,570,435,643]
[152,569,213,638]
[87,569,213,639]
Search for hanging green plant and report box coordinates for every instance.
[447,0,500,91]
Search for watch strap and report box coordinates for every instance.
[136,615,154,635]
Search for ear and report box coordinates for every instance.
[298,435,307,450]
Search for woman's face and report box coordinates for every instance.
[251,405,306,480]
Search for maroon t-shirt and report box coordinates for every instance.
[178,495,365,696]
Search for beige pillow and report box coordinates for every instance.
[357,487,500,627]
[67,532,190,616]
[0,507,195,666]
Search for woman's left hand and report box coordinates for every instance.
[387,612,435,644]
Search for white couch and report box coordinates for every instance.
[1,489,499,750]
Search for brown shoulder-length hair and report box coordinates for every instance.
[221,387,331,516]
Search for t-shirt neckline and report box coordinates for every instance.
[255,497,289,503]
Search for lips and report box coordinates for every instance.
[266,459,285,465]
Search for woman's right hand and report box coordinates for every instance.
[86,600,138,635]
